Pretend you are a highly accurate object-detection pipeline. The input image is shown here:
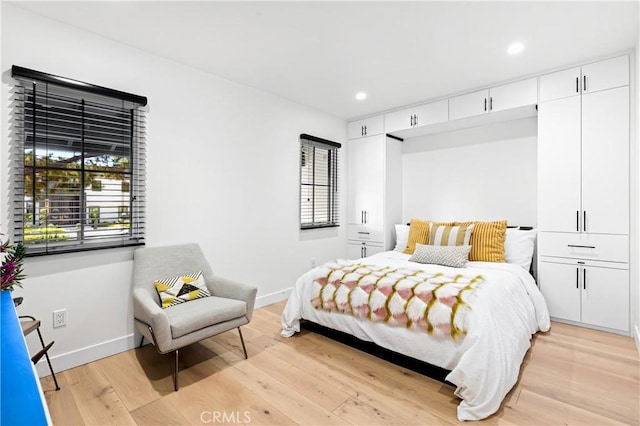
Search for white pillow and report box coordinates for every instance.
[409,244,471,268]
[393,224,410,252]
[504,228,537,271]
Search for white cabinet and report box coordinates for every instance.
[490,78,538,112]
[538,82,629,235]
[539,55,629,102]
[538,260,629,332]
[449,78,537,120]
[347,134,402,255]
[449,89,488,120]
[385,100,448,133]
[347,241,384,260]
[347,115,384,139]
[347,135,384,227]
[537,54,630,336]
[581,87,629,234]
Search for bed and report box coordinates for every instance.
[281,223,550,421]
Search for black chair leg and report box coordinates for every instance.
[35,328,60,391]
[139,335,145,348]
[238,327,248,359]
[173,349,179,391]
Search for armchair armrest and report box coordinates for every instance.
[133,288,172,351]
[209,276,257,321]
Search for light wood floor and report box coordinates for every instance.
[41,301,639,425]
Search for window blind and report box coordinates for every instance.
[299,134,340,229]
[11,66,147,255]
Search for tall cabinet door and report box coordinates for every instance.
[538,96,582,232]
[581,86,629,234]
[347,135,384,226]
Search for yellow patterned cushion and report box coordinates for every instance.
[455,220,508,262]
[429,223,474,246]
[154,271,211,309]
[403,220,434,254]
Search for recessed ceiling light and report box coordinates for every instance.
[507,42,525,55]
[355,92,367,101]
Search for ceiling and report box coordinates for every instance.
[8,1,640,120]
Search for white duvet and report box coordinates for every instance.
[281,251,550,421]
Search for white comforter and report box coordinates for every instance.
[281,251,550,421]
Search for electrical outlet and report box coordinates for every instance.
[53,309,66,328]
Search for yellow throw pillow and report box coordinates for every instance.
[455,220,508,262]
[429,223,474,246]
[403,219,432,254]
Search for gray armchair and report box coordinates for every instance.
[132,243,257,391]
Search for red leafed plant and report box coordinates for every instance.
[1,236,26,291]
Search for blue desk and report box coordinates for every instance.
[1,290,50,425]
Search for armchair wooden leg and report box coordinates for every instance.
[173,349,179,391]
[238,327,248,359]
[139,335,144,348]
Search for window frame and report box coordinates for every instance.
[10,66,147,256]
[299,133,341,230]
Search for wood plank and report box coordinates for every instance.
[64,363,137,425]
[129,397,193,425]
[223,359,349,425]
[245,342,351,411]
[93,347,168,412]
[40,372,85,425]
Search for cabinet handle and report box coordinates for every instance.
[583,268,587,290]
[576,210,579,231]
[484,98,487,112]
[576,268,579,289]
[414,114,418,126]
[576,77,579,93]
[364,125,367,135]
[567,244,596,249]
[410,115,414,127]
[489,97,493,111]
[364,210,367,224]
[358,232,370,235]
[583,75,587,92]
[583,211,586,232]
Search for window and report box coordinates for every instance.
[11,66,147,255]
[299,133,341,229]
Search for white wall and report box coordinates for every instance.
[402,117,537,225]
[1,4,347,373]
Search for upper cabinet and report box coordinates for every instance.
[449,78,538,121]
[539,55,629,103]
[347,115,384,139]
[384,100,448,133]
[449,89,489,121]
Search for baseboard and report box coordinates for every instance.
[255,288,292,308]
[36,289,294,377]
[34,333,137,378]
[634,324,640,355]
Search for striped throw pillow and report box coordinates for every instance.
[455,220,508,262]
[429,223,474,246]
